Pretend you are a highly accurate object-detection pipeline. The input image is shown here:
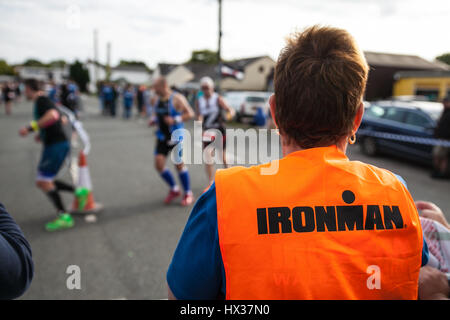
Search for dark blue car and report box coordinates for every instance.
[357,100,443,165]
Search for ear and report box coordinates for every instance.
[353,102,364,133]
[269,94,278,128]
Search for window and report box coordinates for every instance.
[383,107,407,123]
[259,65,265,73]
[415,89,439,102]
[246,96,266,103]
[365,105,386,118]
[404,111,430,128]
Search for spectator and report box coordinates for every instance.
[167,25,427,300]
[431,96,450,179]
[0,203,34,299]
[122,84,134,119]
[102,83,114,116]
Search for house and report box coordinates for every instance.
[86,60,152,92]
[86,60,107,92]
[177,62,218,90]
[364,51,449,100]
[110,65,152,84]
[393,70,450,101]
[220,56,275,91]
[154,56,276,92]
[15,66,69,83]
[152,63,193,88]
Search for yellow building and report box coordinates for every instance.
[393,70,450,101]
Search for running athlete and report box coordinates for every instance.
[149,77,195,206]
[19,78,76,231]
[2,82,14,115]
[195,77,235,186]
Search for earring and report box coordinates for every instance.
[348,133,356,145]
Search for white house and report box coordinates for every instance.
[16,66,69,83]
[110,65,152,84]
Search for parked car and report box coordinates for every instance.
[357,100,443,165]
[223,91,271,122]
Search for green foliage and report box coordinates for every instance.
[188,50,219,65]
[23,59,49,67]
[0,59,16,75]
[69,60,90,92]
[118,60,150,70]
[49,60,67,68]
[436,53,450,65]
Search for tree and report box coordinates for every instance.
[23,59,48,67]
[69,60,90,93]
[187,49,219,65]
[0,59,16,75]
[117,60,152,72]
[49,60,67,68]
[436,53,450,66]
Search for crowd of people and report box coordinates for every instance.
[97,82,150,119]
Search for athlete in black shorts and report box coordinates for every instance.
[149,77,195,206]
[19,79,77,231]
[195,77,235,186]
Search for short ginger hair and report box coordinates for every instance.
[274,25,369,149]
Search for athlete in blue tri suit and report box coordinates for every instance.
[149,77,195,206]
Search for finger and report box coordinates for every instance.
[419,209,438,219]
[415,201,435,211]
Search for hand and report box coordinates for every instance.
[415,201,450,230]
[164,116,175,126]
[19,127,29,137]
[418,266,449,300]
[34,134,41,143]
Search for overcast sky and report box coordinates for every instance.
[0,0,449,68]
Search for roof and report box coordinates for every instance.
[86,59,106,68]
[183,62,218,82]
[225,55,273,71]
[364,51,449,70]
[157,63,179,76]
[394,70,450,79]
[113,65,150,73]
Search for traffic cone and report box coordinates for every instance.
[71,151,102,214]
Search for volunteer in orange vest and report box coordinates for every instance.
[167,25,429,300]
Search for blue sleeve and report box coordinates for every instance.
[394,174,429,267]
[0,203,34,299]
[167,183,226,299]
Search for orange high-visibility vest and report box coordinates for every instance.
[215,145,423,300]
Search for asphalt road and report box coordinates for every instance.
[0,96,448,299]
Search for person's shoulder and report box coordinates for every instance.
[215,161,278,183]
[347,160,406,191]
[173,92,187,103]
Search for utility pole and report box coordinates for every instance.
[106,41,111,81]
[217,0,223,93]
[93,29,99,89]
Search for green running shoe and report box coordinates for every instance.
[45,213,74,232]
[75,187,90,211]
